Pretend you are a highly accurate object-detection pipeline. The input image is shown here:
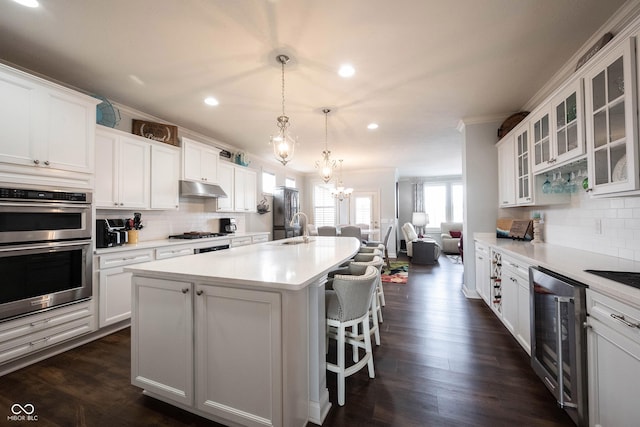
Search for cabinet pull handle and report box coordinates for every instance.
[30,319,50,327]
[196,290,204,296]
[610,313,640,329]
[30,337,49,346]
[181,288,189,294]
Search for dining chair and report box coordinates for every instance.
[317,226,337,236]
[325,265,378,406]
[339,225,362,241]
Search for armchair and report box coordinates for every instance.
[401,222,440,261]
[440,222,463,254]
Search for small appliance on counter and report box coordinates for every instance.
[96,218,128,248]
[220,218,237,234]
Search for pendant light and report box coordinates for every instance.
[270,54,297,166]
[331,160,353,202]
[315,108,336,183]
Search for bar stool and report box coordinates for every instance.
[325,265,378,406]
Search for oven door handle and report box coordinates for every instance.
[0,202,90,209]
[555,296,577,409]
[0,239,92,253]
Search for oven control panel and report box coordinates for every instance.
[0,187,89,202]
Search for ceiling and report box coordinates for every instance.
[0,0,628,178]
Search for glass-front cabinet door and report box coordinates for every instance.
[515,124,532,205]
[584,37,638,195]
[530,105,552,174]
[551,78,585,166]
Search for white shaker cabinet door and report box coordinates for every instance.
[216,162,234,211]
[117,135,150,209]
[150,143,180,209]
[0,73,37,167]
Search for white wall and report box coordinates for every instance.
[461,120,501,297]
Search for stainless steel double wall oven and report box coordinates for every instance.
[0,187,92,322]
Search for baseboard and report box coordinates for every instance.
[462,285,481,299]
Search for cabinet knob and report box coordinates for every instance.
[114,202,118,206]
[33,159,40,165]
[44,160,50,166]
[181,288,189,294]
[120,203,124,206]
[196,290,204,296]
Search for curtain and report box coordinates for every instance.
[413,181,424,212]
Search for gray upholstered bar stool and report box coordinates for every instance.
[325,265,378,406]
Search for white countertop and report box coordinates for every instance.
[474,232,640,306]
[125,236,361,291]
[94,232,269,255]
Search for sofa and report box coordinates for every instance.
[401,222,441,261]
[440,222,463,254]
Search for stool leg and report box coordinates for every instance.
[337,323,346,406]
[370,294,380,346]
[352,325,359,362]
[363,317,375,378]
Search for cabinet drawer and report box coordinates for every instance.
[252,235,268,244]
[587,290,640,341]
[231,237,252,247]
[155,246,194,260]
[501,255,530,279]
[98,249,154,269]
[0,301,93,343]
[0,313,93,364]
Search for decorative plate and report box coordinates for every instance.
[612,154,627,182]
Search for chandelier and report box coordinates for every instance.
[315,108,336,183]
[269,54,297,165]
[331,160,353,201]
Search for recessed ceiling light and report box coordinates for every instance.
[204,97,219,106]
[12,0,39,7]
[367,123,379,130]
[338,64,355,78]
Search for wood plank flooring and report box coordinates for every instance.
[0,255,575,426]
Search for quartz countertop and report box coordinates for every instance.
[125,236,361,291]
[474,232,640,306]
[94,232,269,255]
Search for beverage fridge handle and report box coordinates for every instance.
[555,296,577,409]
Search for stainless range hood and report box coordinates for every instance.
[179,180,228,198]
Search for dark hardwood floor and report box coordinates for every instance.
[0,255,574,427]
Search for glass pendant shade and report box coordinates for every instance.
[270,54,296,166]
[315,108,336,182]
[331,159,353,201]
[271,115,296,166]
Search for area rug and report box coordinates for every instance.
[381,261,409,284]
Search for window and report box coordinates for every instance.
[423,180,463,228]
[285,177,296,188]
[262,171,276,194]
[452,183,463,222]
[313,185,335,226]
[354,196,372,227]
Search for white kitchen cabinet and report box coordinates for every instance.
[182,137,220,184]
[550,77,586,166]
[96,249,153,328]
[530,103,553,174]
[584,37,639,195]
[514,122,533,205]
[234,167,257,212]
[0,300,94,364]
[501,255,531,354]
[194,285,282,425]
[252,234,269,244]
[155,245,194,260]
[215,162,234,211]
[0,63,97,187]
[132,276,194,406]
[216,162,257,213]
[587,289,640,427]
[475,241,491,304]
[131,276,288,427]
[497,136,516,207]
[231,236,252,247]
[150,143,180,209]
[95,127,150,209]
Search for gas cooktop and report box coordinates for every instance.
[169,232,228,239]
[585,270,640,290]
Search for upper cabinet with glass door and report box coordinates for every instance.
[530,104,553,174]
[514,122,533,205]
[584,37,638,195]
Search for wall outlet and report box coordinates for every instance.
[595,218,602,235]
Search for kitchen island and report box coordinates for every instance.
[126,236,360,427]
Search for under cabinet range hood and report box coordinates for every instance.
[179,180,228,198]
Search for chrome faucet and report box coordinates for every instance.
[290,212,310,242]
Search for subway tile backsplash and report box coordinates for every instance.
[524,192,640,262]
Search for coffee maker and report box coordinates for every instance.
[96,219,128,248]
[220,218,237,234]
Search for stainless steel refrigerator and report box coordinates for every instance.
[272,186,300,240]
